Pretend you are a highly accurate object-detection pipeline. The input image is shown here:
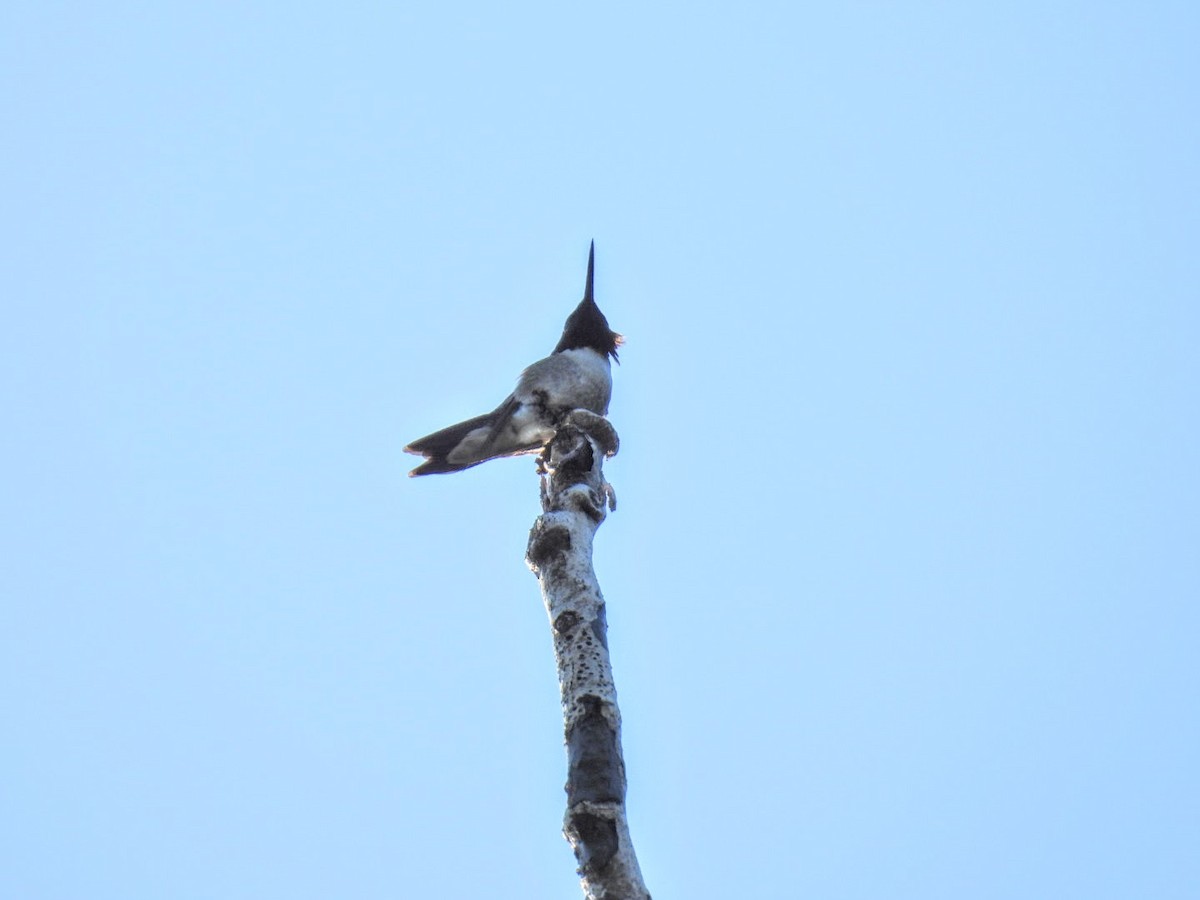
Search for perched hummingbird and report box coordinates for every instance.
[404,242,622,476]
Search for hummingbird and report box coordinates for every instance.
[404,242,622,476]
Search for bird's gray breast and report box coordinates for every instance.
[515,347,612,416]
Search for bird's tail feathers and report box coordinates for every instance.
[404,402,541,476]
[404,413,494,476]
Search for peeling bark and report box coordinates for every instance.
[526,413,650,900]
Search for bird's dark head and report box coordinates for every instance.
[553,241,624,362]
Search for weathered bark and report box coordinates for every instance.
[525,411,650,900]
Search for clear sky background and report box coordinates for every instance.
[3,3,1198,898]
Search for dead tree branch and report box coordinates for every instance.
[525,412,649,900]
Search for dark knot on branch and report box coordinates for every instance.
[537,411,620,518]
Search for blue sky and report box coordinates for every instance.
[3,3,1198,898]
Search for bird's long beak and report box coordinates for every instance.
[584,240,595,305]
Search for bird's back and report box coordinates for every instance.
[516,347,612,416]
